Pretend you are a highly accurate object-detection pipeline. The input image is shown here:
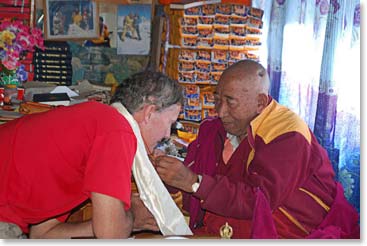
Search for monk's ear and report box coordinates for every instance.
[256,93,268,114]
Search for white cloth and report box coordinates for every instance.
[226,133,240,150]
[111,103,192,236]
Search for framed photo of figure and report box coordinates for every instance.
[116,4,152,55]
[43,0,99,40]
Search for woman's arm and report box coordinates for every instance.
[29,192,133,239]
[29,218,93,239]
[91,192,133,238]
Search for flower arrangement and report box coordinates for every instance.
[0,18,44,86]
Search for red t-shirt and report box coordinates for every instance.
[0,101,137,233]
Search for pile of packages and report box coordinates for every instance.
[160,1,263,137]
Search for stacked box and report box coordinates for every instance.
[161,3,264,84]
[160,2,263,124]
[33,41,73,86]
[200,86,217,119]
[183,84,201,122]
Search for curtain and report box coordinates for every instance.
[253,0,360,214]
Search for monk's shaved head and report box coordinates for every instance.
[221,59,270,94]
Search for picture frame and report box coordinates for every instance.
[116,4,152,55]
[43,0,99,41]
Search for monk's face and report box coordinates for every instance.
[214,71,259,138]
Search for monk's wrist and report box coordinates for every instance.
[190,174,202,193]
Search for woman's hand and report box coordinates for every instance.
[130,193,159,232]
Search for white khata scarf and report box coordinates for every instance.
[111,102,192,236]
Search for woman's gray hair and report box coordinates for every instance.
[110,70,184,114]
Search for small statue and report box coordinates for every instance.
[219,222,233,239]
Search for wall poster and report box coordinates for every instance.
[116,4,152,55]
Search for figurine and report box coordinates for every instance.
[219,222,233,239]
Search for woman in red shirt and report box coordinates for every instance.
[0,71,184,238]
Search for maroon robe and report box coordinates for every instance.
[182,97,359,239]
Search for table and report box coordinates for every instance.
[132,231,220,239]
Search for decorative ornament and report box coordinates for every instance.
[219,222,233,239]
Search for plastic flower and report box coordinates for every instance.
[16,64,28,81]
[0,30,16,47]
[0,18,44,85]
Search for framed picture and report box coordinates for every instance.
[43,0,99,41]
[117,4,152,55]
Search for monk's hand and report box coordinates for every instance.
[155,155,198,193]
[130,193,159,232]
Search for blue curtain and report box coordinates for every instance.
[253,0,360,214]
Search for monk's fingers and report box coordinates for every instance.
[155,156,178,166]
[145,224,159,231]
[155,162,172,173]
[155,165,168,177]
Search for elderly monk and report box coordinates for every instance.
[155,60,360,239]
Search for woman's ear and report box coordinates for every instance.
[132,104,156,125]
[142,104,156,123]
[257,93,268,114]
